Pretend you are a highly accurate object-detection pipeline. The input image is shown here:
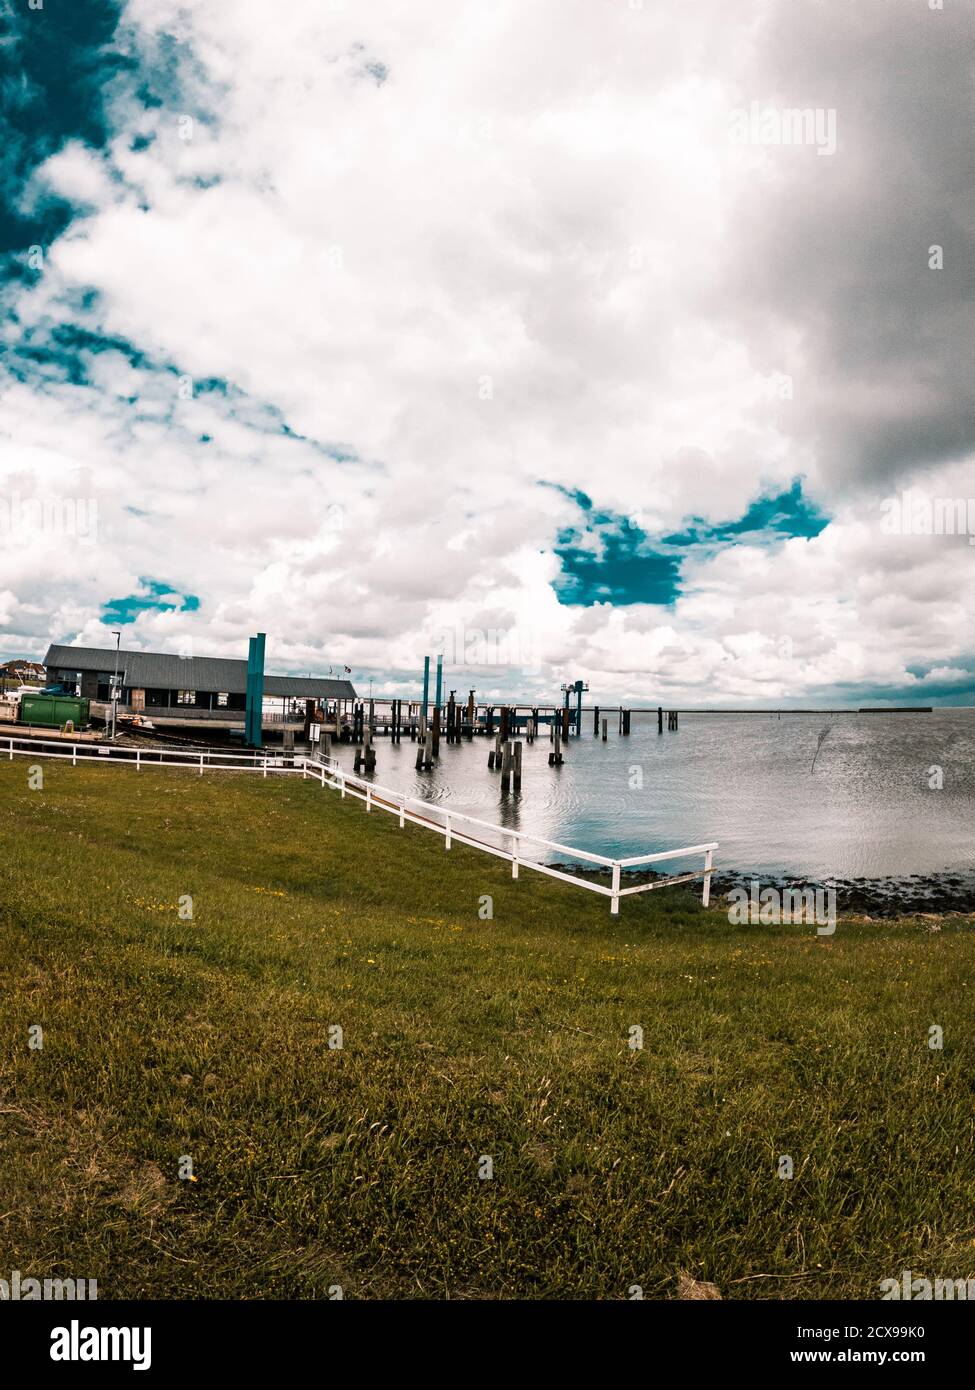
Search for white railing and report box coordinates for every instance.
[2,734,297,776]
[303,754,716,916]
[1,734,717,916]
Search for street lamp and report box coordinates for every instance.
[110,630,121,740]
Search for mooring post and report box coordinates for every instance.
[602,718,608,741]
[593,705,600,735]
[501,739,512,791]
[513,740,522,791]
[658,705,663,734]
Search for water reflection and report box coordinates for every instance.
[318,711,975,876]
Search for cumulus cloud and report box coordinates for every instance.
[0,0,973,703]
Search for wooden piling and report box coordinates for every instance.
[513,740,522,790]
[601,718,607,741]
[658,705,663,734]
[501,739,512,791]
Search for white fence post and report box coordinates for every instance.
[702,848,713,906]
[72,745,77,766]
[136,749,141,771]
[445,813,451,849]
[199,752,204,776]
[610,862,621,916]
[340,774,345,798]
[263,757,267,779]
[512,842,519,879]
[8,739,12,761]
[366,786,372,812]
[399,796,405,828]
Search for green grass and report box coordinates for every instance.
[1,761,973,1300]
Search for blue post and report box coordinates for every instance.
[435,654,443,717]
[246,632,265,748]
[422,656,430,721]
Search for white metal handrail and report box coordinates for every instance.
[2,734,295,776]
[1,735,717,915]
[304,754,716,915]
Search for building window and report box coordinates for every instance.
[177,690,196,705]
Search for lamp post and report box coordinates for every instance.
[110,630,121,740]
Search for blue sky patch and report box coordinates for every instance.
[0,0,129,253]
[101,580,200,626]
[549,479,829,608]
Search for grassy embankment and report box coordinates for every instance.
[1,761,973,1299]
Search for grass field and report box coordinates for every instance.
[1,759,973,1300]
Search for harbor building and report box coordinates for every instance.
[42,643,356,734]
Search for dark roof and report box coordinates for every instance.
[44,644,357,700]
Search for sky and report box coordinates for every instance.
[1,0,973,706]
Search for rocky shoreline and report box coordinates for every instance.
[707,870,975,920]
[551,863,975,919]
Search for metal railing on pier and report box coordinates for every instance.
[1,735,717,916]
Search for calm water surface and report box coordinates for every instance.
[324,711,975,878]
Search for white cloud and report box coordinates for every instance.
[1,0,973,702]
